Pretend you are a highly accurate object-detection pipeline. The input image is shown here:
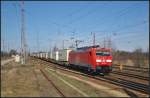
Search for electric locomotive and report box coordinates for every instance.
[68,45,112,74]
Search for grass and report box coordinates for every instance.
[45,69,84,97]
[46,68,114,97]
[1,61,40,97]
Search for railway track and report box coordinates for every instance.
[113,65,149,73]
[40,69,65,97]
[111,71,149,81]
[102,76,149,94]
[120,65,149,70]
[32,57,149,95]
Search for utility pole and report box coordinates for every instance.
[36,32,40,52]
[62,40,64,49]
[91,32,95,46]
[93,32,95,46]
[2,39,5,52]
[108,37,112,48]
[20,1,27,64]
[69,37,74,49]
[75,40,78,48]
[104,38,106,48]
[7,41,9,53]
[71,31,75,48]
[62,39,68,49]
[48,39,51,52]
[75,40,83,48]
[49,39,52,58]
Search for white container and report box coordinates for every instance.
[38,53,40,58]
[37,53,39,57]
[43,52,46,58]
[58,49,72,62]
[48,52,53,59]
[40,53,43,58]
[15,55,20,62]
[52,51,59,61]
[42,53,44,58]
[48,52,50,58]
[45,52,48,59]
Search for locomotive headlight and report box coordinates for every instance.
[106,60,112,62]
[96,60,102,62]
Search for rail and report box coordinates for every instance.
[32,57,149,95]
[40,69,65,97]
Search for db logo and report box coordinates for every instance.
[102,60,105,62]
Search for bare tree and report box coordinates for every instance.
[9,49,17,56]
[132,48,144,68]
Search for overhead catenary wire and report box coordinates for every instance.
[67,3,137,34]
[86,3,138,31]
[69,2,133,26]
[26,3,142,49]
[112,33,148,42]
[36,31,40,52]
[10,2,148,52]
[12,2,20,52]
[111,20,148,34]
[46,3,110,33]
[67,7,100,25]
[76,4,141,39]
[95,20,148,39]
[76,3,143,39]
[63,2,92,19]
[1,17,6,52]
[82,22,148,47]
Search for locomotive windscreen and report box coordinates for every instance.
[96,51,110,56]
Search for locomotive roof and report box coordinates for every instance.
[76,45,111,51]
[96,48,111,51]
[77,45,100,50]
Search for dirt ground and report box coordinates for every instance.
[1,59,61,97]
[1,56,12,61]
[1,58,130,97]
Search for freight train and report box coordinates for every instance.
[31,45,112,74]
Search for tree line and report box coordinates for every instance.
[112,48,149,67]
[1,49,18,57]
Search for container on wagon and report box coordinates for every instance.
[58,49,72,62]
[48,52,52,59]
[45,52,48,59]
[52,51,59,61]
[40,52,43,58]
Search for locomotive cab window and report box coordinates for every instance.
[96,51,110,56]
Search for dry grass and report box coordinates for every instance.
[1,60,60,97]
[45,68,129,97]
[44,69,84,97]
[113,59,149,68]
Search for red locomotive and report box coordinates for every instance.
[68,45,112,74]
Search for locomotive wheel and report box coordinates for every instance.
[88,68,91,72]
[65,64,68,67]
[103,72,110,75]
[99,73,105,76]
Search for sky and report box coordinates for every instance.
[1,1,149,53]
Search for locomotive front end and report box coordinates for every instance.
[95,48,112,73]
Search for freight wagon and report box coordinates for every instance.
[58,49,72,65]
[52,51,59,61]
